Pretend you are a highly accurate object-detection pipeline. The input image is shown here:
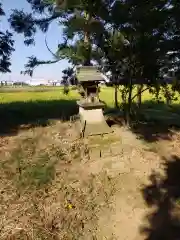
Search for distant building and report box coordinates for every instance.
[29,79,50,86]
[47,80,62,86]
[27,79,62,86]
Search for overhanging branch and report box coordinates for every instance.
[21,56,60,76]
[45,35,60,59]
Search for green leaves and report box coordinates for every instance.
[28,0,54,13]
[110,1,127,27]
[62,14,86,39]
[8,0,111,72]
[9,10,36,38]
[0,3,14,73]
[0,3,5,16]
[57,40,91,64]
[22,56,59,76]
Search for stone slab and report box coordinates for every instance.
[88,141,122,159]
[79,106,105,123]
[77,101,105,110]
[82,122,113,137]
[90,147,102,159]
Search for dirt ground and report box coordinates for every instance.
[0,121,180,239]
[85,127,163,240]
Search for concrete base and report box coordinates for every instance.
[79,107,105,123]
[77,103,113,137]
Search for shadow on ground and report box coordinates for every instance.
[0,99,78,136]
[140,155,180,240]
[105,100,180,142]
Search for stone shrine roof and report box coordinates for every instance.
[76,66,104,82]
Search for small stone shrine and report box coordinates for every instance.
[76,66,112,137]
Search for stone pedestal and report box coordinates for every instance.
[77,100,113,137]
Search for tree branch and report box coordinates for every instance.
[131,87,150,101]
[21,56,60,76]
[45,35,60,59]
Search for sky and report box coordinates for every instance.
[0,0,69,84]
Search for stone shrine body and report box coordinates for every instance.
[76,66,112,137]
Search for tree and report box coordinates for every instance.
[61,67,74,94]
[9,0,122,103]
[100,0,180,123]
[9,0,180,125]
[96,28,127,108]
[61,67,77,85]
[9,0,111,72]
[0,3,14,73]
[13,81,30,86]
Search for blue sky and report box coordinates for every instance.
[1,0,69,83]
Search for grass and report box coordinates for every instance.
[1,85,179,105]
[0,85,180,138]
[0,87,79,103]
[0,123,118,239]
[0,85,161,106]
[1,85,180,239]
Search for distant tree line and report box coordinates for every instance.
[0,81,30,86]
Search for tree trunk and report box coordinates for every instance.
[121,87,127,120]
[84,12,91,66]
[137,84,143,108]
[121,89,126,105]
[114,84,118,108]
[126,78,133,125]
[84,33,91,66]
[165,88,171,106]
[166,96,171,105]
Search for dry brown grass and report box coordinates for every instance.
[3,119,180,240]
[0,121,118,240]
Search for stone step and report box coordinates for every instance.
[88,142,122,159]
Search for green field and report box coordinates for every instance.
[0,85,180,136]
[0,86,157,106]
